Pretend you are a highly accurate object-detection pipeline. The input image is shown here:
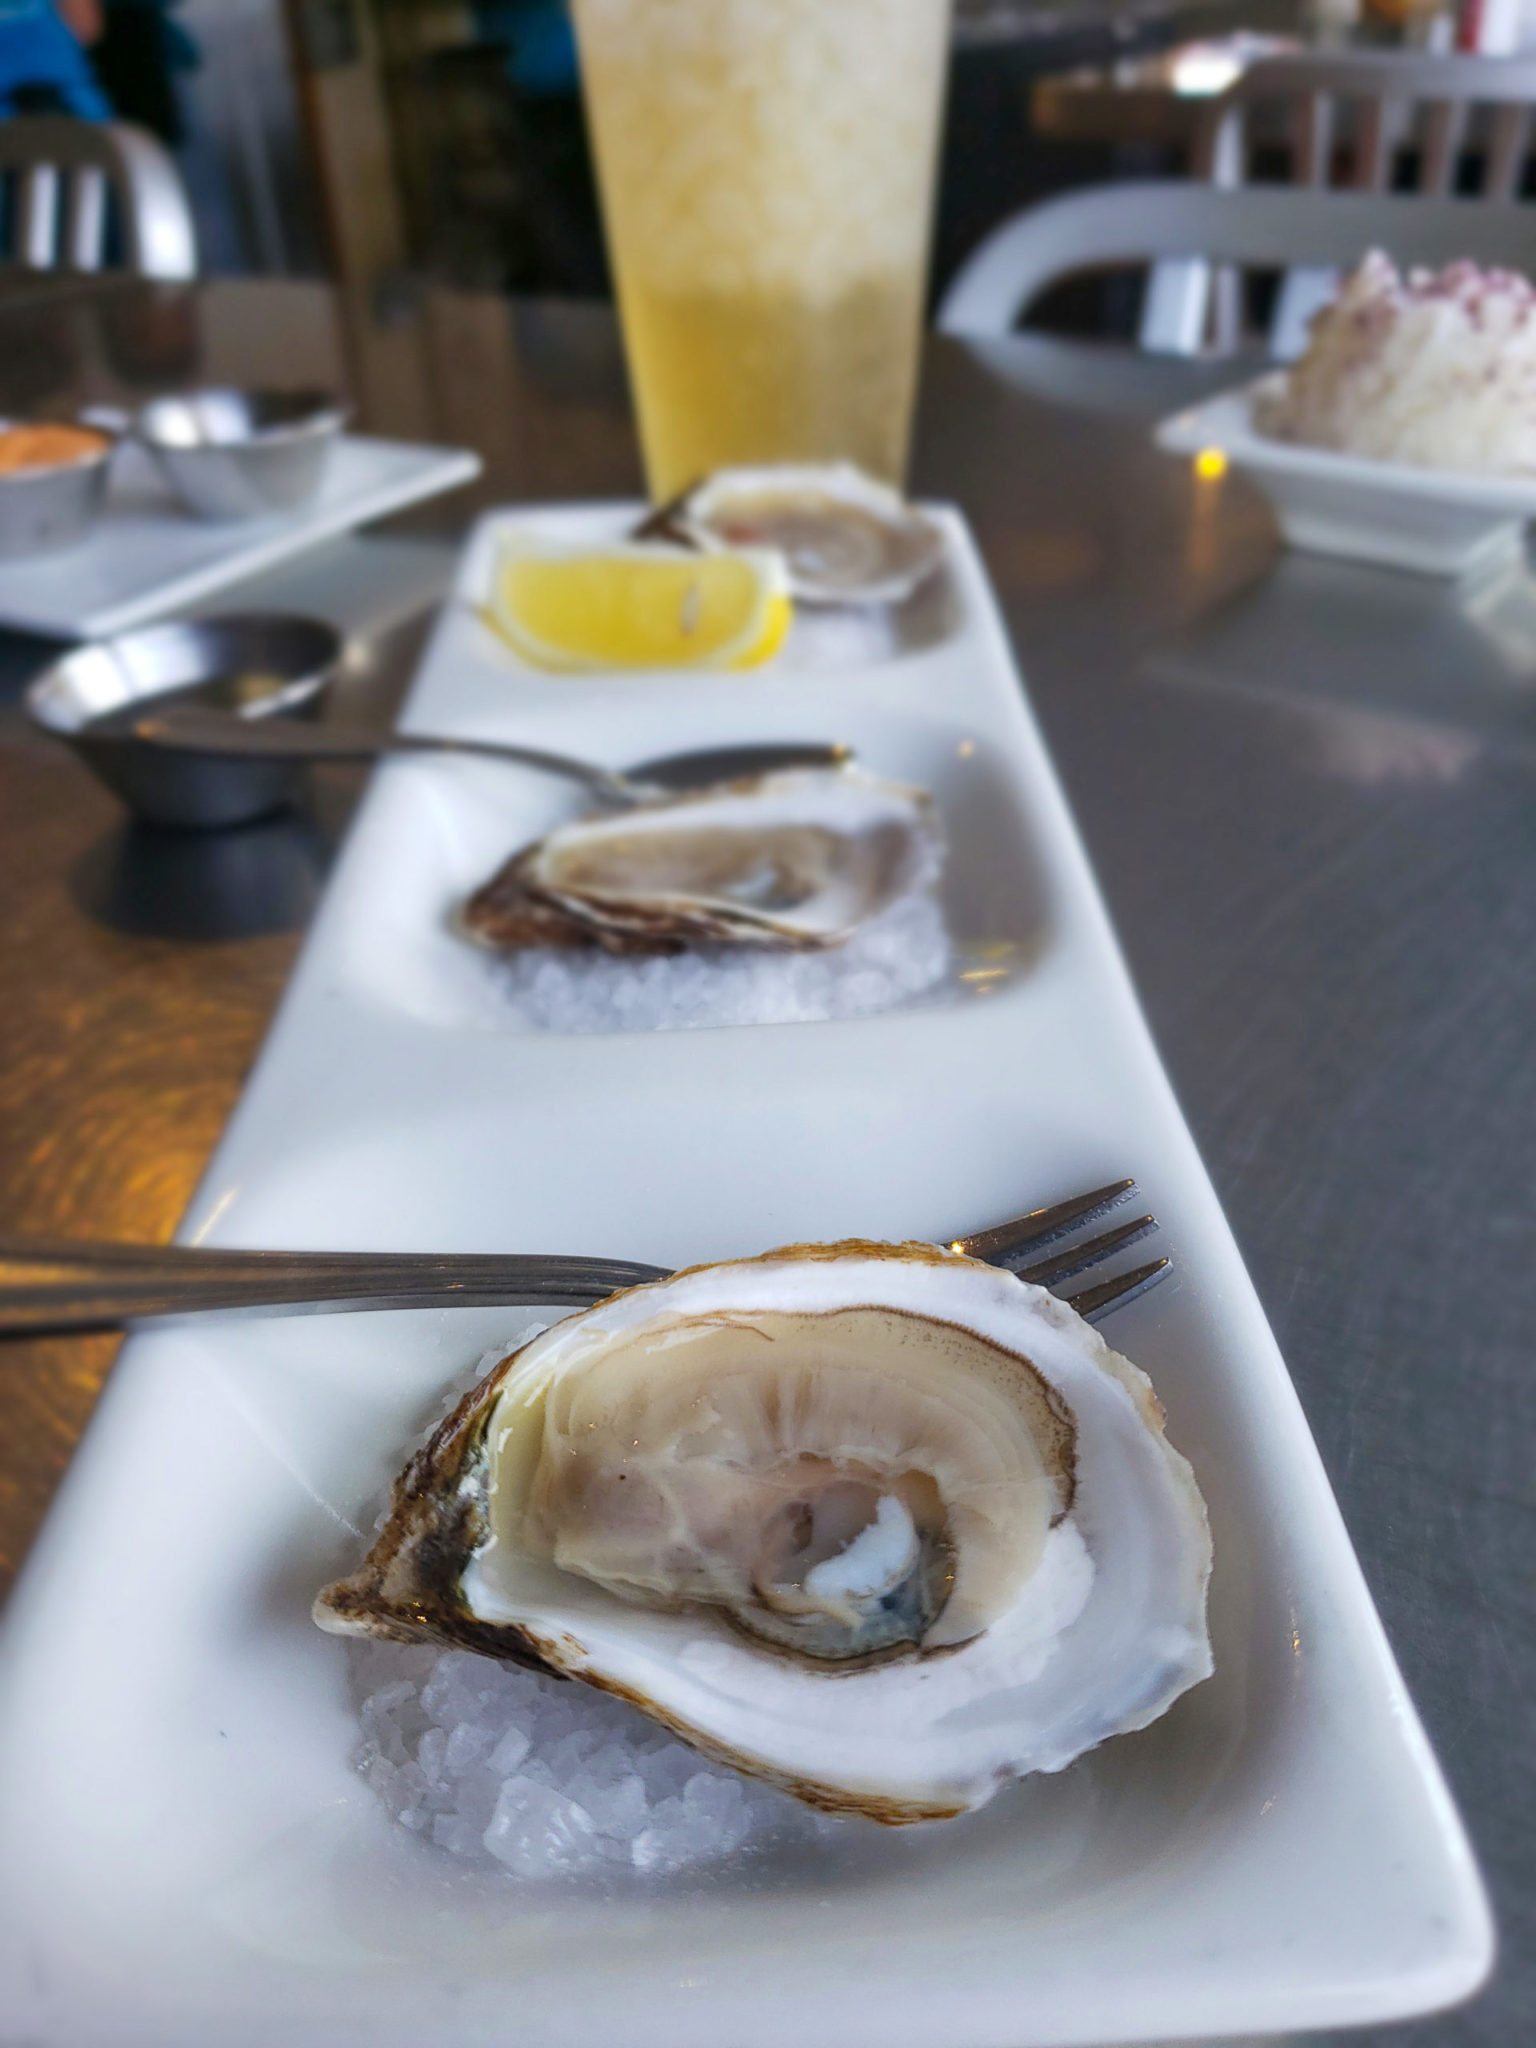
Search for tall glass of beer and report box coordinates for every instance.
[570,0,951,501]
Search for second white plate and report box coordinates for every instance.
[1157,375,1536,579]
[0,433,482,639]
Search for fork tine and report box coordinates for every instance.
[1010,1213,1158,1289]
[951,1179,1136,1265]
[1065,1258,1172,1324]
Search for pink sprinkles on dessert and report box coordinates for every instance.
[1255,250,1536,476]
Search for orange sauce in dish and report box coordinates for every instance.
[0,424,109,475]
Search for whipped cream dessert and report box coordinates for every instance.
[1255,250,1536,476]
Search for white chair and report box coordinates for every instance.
[1162,51,1536,355]
[937,180,1536,355]
[0,116,196,280]
[1198,50,1536,196]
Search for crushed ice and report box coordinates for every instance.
[351,1343,856,1880]
[474,888,951,1035]
[354,1640,848,1881]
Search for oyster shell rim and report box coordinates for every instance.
[315,1239,1212,1826]
[674,462,947,609]
[457,766,944,958]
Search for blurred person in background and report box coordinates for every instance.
[475,0,606,292]
[477,0,577,96]
[0,0,109,118]
[88,0,195,145]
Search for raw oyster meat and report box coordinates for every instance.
[460,765,942,957]
[316,1241,1213,1822]
[677,463,944,606]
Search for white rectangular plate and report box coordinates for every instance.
[0,506,1493,2048]
[1157,374,1536,578]
[0,435,482,639]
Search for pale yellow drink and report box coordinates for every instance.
[570,0,951,500]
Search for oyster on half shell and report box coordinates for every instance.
[677,463,945,607]
[315,1242,1212,1823]
[459,765,941,956]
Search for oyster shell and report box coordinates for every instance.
[679,463,944,607]
[460,765,942,956]
[315,1242,1212,1823]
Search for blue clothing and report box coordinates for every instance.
[474,0,578,97]
[0,0,110,118]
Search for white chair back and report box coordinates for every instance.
[1158,51,1536,355]
[1198,50,1536,197]
[0,116,196,281]
[937,181,1536,347]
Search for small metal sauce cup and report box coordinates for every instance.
[26,613,343,829]
[132,389,350,522]
[0,421,114,557]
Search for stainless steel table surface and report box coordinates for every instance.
[0,280,1528,2048]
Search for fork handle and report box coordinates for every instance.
[0,1179,1161,1336]
[0,1242,668,1336]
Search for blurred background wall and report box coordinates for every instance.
[179,0,326,273]
[137,0,1311,292]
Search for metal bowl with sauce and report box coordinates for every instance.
[0,420,115,558]
[26,613,343,828]
[131,389,349,522]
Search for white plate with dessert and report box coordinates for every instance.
[1158,252,1536,579]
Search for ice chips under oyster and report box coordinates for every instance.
[316,1241,1212,1822]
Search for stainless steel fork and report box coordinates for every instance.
[0,1179,1169,1337]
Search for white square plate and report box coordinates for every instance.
[1157,374,1536,579]
[0,434,482,639]
[0,508,1493,2048]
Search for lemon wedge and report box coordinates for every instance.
[486,542,793,673]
